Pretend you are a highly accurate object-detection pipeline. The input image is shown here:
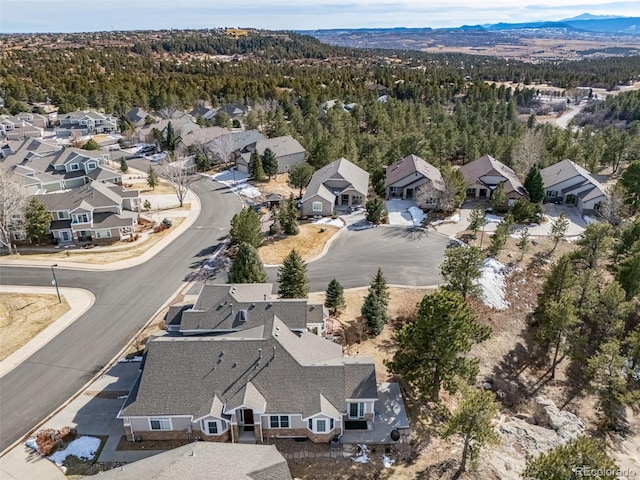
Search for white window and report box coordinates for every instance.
[57,211,70,220]
[95,229,112,239]
[348,403,365,419]
[201,419,226,435]
[316,419,327,433]
[87,162,97,170]
[73,213,89,223]
[149,418,171,431]
[307,418,334,433]
[312,201,323,212]
[270,415,290,428]
[69,163,80,171]
[13,231,27,241]
[507,198,516,207]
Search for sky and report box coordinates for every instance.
[0,0,637,33]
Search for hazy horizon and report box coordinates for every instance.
[1,1,638,34]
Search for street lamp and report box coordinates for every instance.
[51,264,61,303]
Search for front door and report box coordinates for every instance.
[61,231,70,242]
[341,194,350,206]
[240,409,254,431]
[405,188,414,199]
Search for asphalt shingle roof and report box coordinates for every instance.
[385,154,445,191]
[302,157,369,204]
[541,159,607,202]
[459,154,527,197]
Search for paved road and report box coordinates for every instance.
[266,226,448,291]
[0,178,242,452]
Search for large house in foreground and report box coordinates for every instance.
[385,154,445,206]
[300,158,369,217]
[460,154,528,207]
[20,182,141,244]
[118,284,409,445]
[541,159,607,214]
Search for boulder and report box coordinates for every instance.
[532,396,585,440]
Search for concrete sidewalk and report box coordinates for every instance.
[0,189,200,271]
[0,286,95,378]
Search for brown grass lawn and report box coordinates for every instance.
[252,173,298,198]
[258,223,340,264]
[0,293,70,361]
[125,180,177,195]
[9,217,184,265]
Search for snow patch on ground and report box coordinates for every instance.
[207,170,261,198]
[352,444,370,464]
[312,217,344,228]
[48,436,101,466]
[485,214,504,224]
[25,438,37,452]
[408,206,426,226]
[476,258,510,310]
[431,213,461,226]
[382,455,395,468]
[583,215,599,225]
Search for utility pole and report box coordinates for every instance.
[51,264,61,303]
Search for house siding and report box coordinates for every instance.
[301,195,333,217]
[276,151,305,173]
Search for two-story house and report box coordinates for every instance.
[27,181,140,244]
[300,158,369,216]
[118,284,410,446]
[56,111,118,138]
[0,115,44,140]
[235,135,306,174]
[460,154,528,207]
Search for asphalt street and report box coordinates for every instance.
[0,178,242,451]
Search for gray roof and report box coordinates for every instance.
[252,136,306,158]
[93,212,135,228]
[34,181,135,212]
[93,443,292,480]
[541,159,607,202]
[302,157,369,204]
[177,126,229,148]
[385,154,445,191]
[459,154,527,197]
[86,166,122,182]
[121,315,376,419]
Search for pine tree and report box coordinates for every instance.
[81,138,100,151]
[277,249,309,298]
[277,195,299,235]
[324,279,345,314]
[120,158,129,173]
[287,163,314,198]
[468,205,485,238]
[616,248,640,300]
[441,246,483,299]
[490,181,506,212]
[370,268,390,310]
[516,227,530,261]
[165,121,176,151]
[620,160,640,213]
[523,436,618,480]
[230,208,262,248]
[228,242,268,284]
[488,221,508,256]
[25,197,50,243]
[387,289,491,401]
[524,165,544,203]
[147,165,158,190]
[442,386,499,473]
[361,290,385,336]
[549,212,569,253]
[365,197,385,224]
[250,150,266,182]
[262,148,278,179]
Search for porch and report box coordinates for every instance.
[340,383,410,445]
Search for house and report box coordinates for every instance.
[385,154,445,206]
[300,158,369,217]
[236,135,306,174]
[118,284,410,445]
[218,103,249,119]
[540,159,607,214]
[93,443,292,480]
[460,154,528,207]
[137,117,200,144]
[189,104,218,122]
[0,115,44,140]
[175,126,229,153]
[22,181,140,244]
[125,107,157,128]
[16,112,48,129]
[56,111,118,137]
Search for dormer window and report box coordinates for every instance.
[87,162,97,171]
[69,164,80,171]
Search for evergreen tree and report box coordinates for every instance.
[488,222,507,256]
[523,436,618,480]
[516,227,530,261]
[277,249,309,298]
[531,296,579,378]
[468,205,485,238]
[361,289,386,336]
[490,181,506,212]
[442,387,500,474]
[620,160,640,213]
[81,138,100,150]
[262,148,278,179]
[250,150,267,182]
[365,197,385,224]
[616,248,640,300]
[370,267,390,310]
[574,223,614,271]
[387,289,491,401]
[441,245,483,299]
[194,152,210,172]
[229,207,262,248]
[228,242,268,284]
[549,212,569,253]
[287,163,314,197]
[25,197,50,243]
[165,121,176,151]
[147,165,158,190]
[523,165,544,203]
[277,195,299,235]
[214,110,231,128]
[324,279,345,314]
[120,158,129,173]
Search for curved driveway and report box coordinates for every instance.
[0,179,242,452]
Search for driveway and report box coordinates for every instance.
[266,225,448,291]
[386,199,416,226]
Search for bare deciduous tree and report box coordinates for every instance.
[513,130,544,176]
[597,184,628,225]
[157,157,198,208]
[0,167,28,249]
[207,133,235,168]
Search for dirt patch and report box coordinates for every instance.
[252,173,299,198]
[8,218,184,265]
[115,435,193,451]
[0,293,70,361]
[258,222,341,264]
